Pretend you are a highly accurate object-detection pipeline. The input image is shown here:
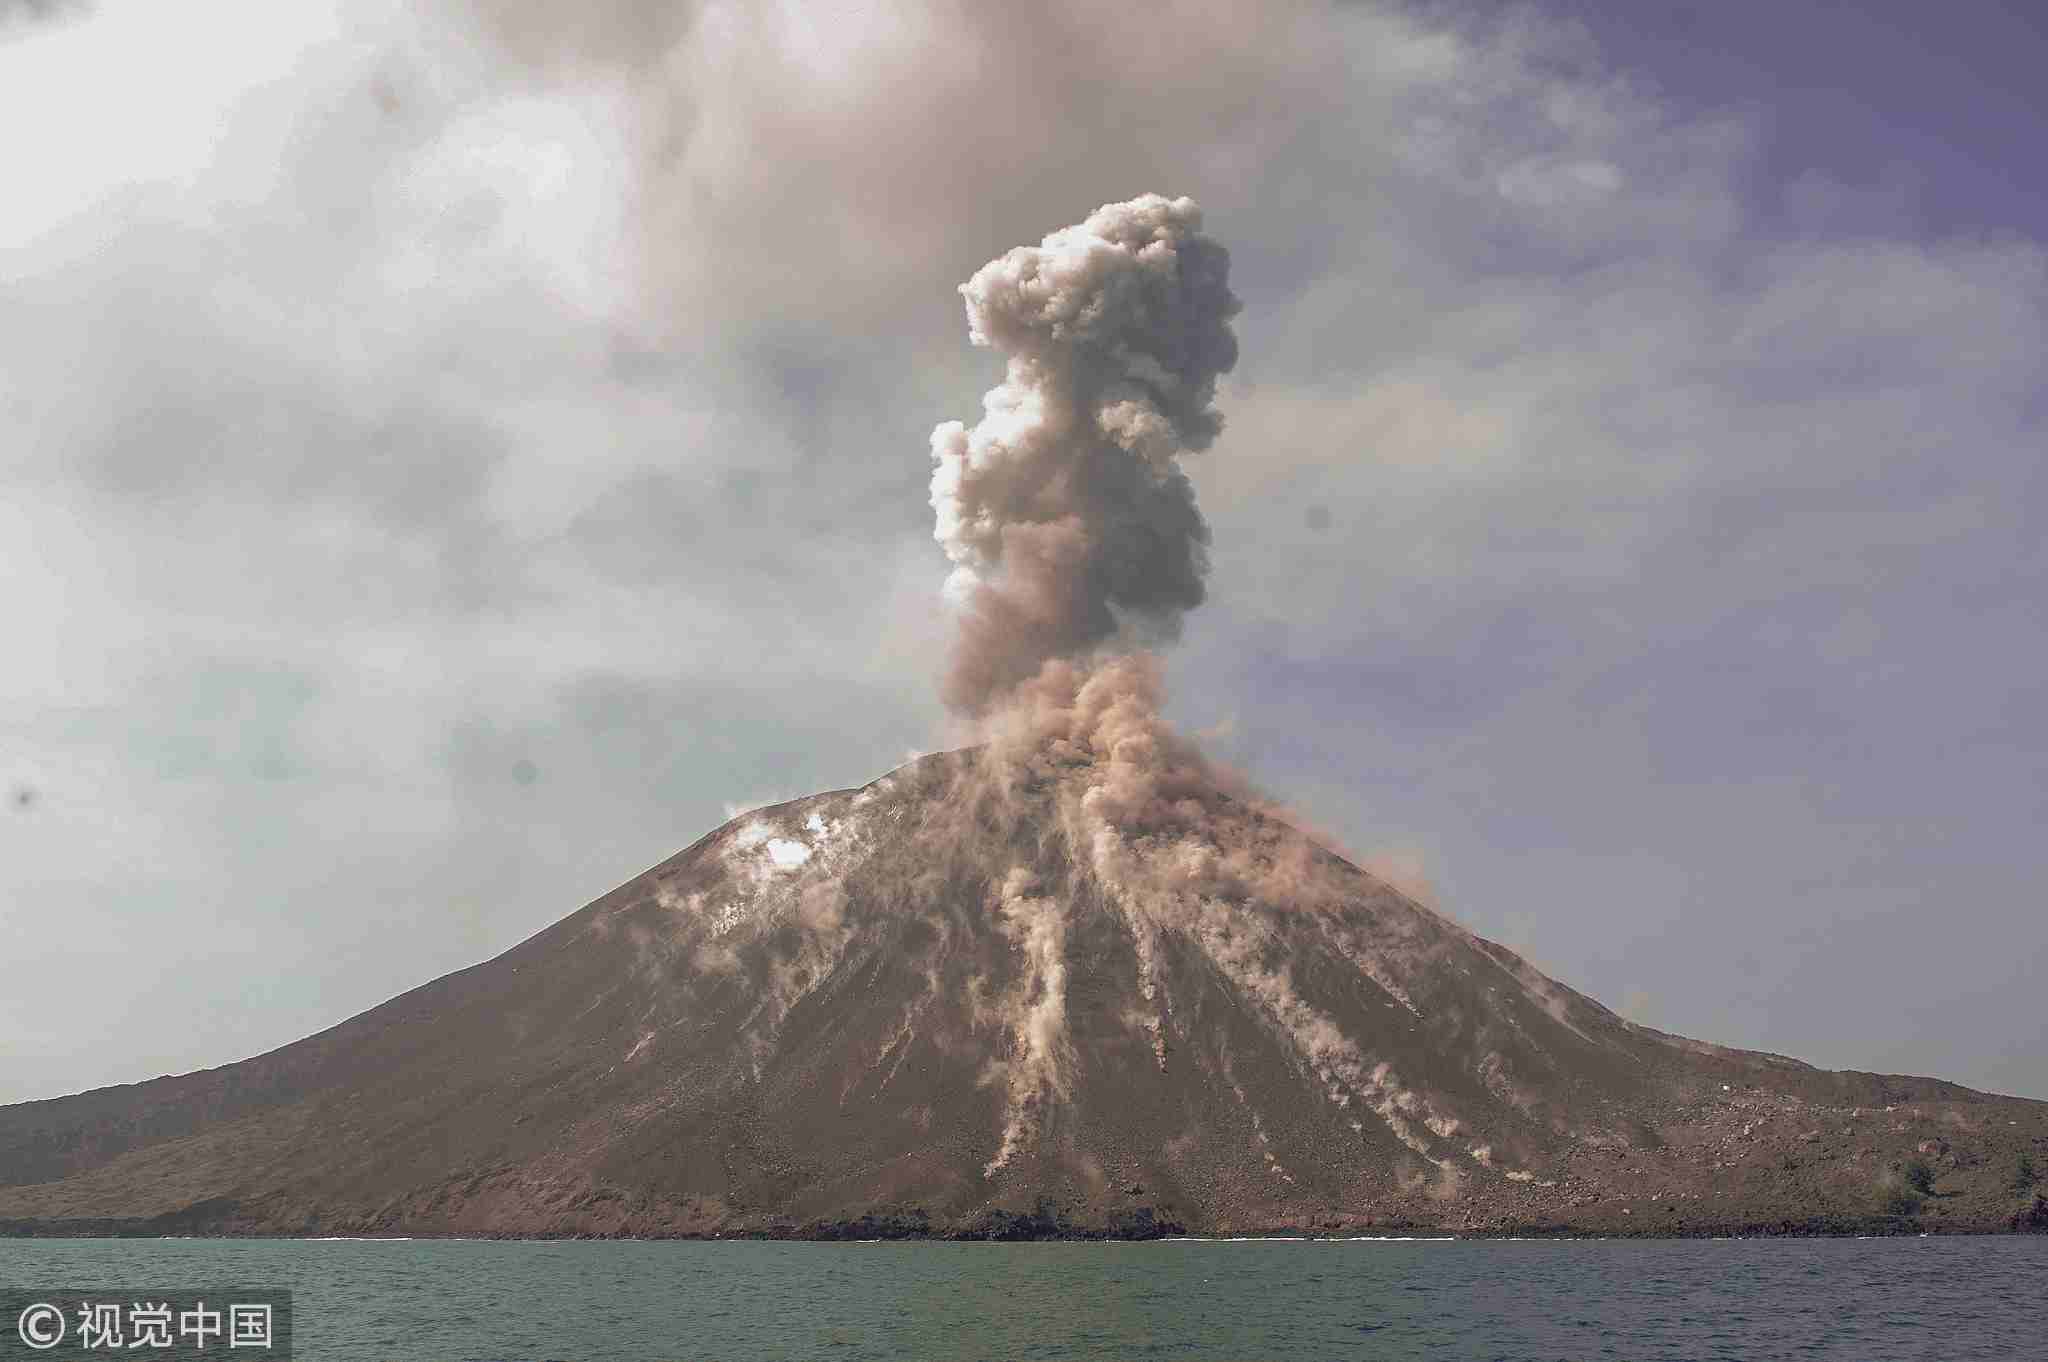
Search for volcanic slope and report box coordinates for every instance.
[4,746,2043,1238]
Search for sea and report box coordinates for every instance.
[1,1235,2040,1361]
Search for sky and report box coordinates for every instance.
[2,0,2043,1105]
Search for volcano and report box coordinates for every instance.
[5,197,2044,1239]
[4,742,2044,1239]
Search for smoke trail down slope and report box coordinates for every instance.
[929,194,1240,714]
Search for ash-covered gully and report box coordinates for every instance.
[2,199,2043,1238]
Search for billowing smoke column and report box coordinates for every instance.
[929,193,1241,714]
[684,197,1494,1185]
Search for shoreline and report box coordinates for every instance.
[6,1216,2043,1243]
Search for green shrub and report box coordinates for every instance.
[1883,1188,1924,1217]
[1903,1159,1937,1196]
[2012,1154,2039,1194]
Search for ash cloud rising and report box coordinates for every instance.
[928,193,1240,714]
[917,198,1484,1179]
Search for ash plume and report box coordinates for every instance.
[929,193,1240,715]
[919,206,1491,1178]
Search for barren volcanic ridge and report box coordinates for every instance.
[6,195,2042,1239]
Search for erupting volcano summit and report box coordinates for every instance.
[4,198,2042,1238]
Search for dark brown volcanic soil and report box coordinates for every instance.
[4,750,2044,1239]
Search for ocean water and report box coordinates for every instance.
[1,1235,2040,1361]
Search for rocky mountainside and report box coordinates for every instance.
[4,747,2044,1238]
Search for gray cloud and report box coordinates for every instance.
[0,0,86,34]
[455,0,699,73]
[930,194,1240,712]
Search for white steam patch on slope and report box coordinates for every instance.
[708,810,850,935]
[644,797,877,1072]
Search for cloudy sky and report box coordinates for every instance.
[3,0,2043,1105]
